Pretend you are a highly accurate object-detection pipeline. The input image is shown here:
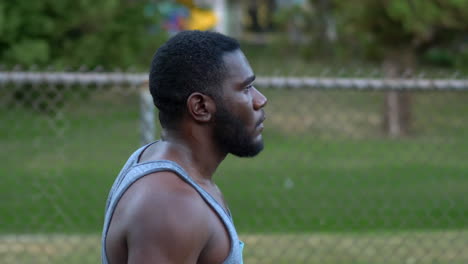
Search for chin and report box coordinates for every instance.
[230,140,264,158]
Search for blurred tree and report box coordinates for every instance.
[272,0,337,58]
[244,0,276,32]
[335,0,468,136]
[0,0,166,69]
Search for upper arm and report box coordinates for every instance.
[123,172,211,264]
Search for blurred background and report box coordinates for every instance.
[1,0,468,263]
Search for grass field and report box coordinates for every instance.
[1,230,468,264]
[1,86,468,262]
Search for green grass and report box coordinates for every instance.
[1,88,468,234]
[1,231,468,264]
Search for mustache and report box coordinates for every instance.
[256,111,266,127]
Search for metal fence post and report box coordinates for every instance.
[139,83,155,146]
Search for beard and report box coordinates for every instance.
[213,102,264,157]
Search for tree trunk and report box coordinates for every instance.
[382,49,414,137]
[227,1,243,37]
[213,0,227,34]
[317,0,337,43]
[247,0,261,32]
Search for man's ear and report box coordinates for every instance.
[186,92,216,123]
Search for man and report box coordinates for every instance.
[102,30,267,264]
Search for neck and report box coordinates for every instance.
[160,127,227,185]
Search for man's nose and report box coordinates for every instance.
[252,87,267,110]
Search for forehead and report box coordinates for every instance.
[222,50,254,84]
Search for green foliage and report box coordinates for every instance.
[0,0,167,69]
[271,2,335,60]
[386,0,468,34]
[422,47,456,67]
[333,0,468,65]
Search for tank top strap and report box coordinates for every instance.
[129,160,233,222]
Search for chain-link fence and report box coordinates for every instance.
[1,69,468,264]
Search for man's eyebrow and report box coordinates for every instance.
[240,75,256,87]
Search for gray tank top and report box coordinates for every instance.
[101,143,244,264]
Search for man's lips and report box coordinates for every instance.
[258,123,264,133]
[256,115,266,130]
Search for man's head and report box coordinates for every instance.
[149,30,267,157]
[149,30,239,129]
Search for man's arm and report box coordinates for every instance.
[122,172,211,264]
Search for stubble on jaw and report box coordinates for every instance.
[212,102,264,158]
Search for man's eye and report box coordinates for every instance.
[245,85,253,91]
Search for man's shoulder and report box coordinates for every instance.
[119,170,212,241]
[123,170,207,220]
[109,171,215,263]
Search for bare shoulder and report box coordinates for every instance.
[111,171,211,263]
[123,170,210,238]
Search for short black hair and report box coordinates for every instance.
[149,30,240,129]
